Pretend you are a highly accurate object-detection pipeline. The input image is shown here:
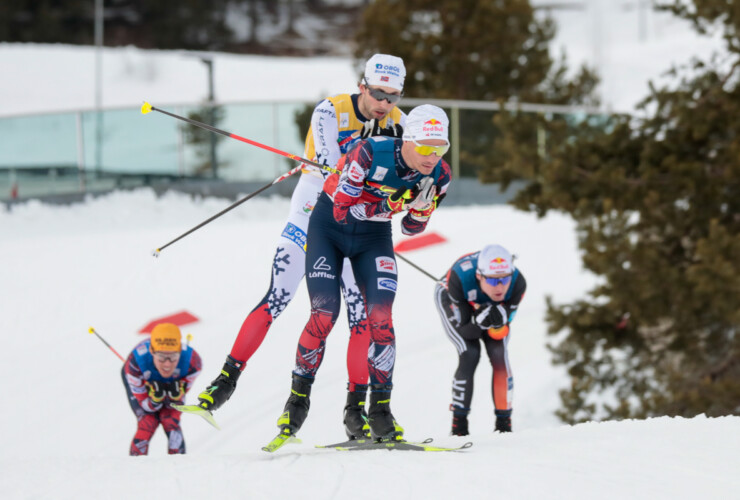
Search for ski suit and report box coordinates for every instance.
[434,251,526,416]
[292,137,452,385]
[228,93,405,389]
[122,339,202,455]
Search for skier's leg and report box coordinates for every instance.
[130,413,159,456]
[199,212,311,412]
[434,283,480,435]
[293,241,344,379]
[484,335,513,432]
[339,263,372,439]
[340,260,370,390]
[351,239,402,439]
[159,406,186,454]
[278,200,344,434]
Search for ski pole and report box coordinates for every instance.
[88,327,126,362]
[141,102,339,255]
[141,102,337,172]
[395,252,442,282]
[88,327,194,363]
[152,164,303,256]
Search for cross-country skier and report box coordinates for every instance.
[273,104,452,443]
[122,323,202,455]
[195,54,408,439]
[434,244,526,435]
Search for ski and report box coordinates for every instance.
[170,403,220,430]
[314,437,379,449]
[318,438,472,452]
[262,429,302,453]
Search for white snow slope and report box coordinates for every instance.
[0,191,738,499]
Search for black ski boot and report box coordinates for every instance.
[451,410,470,436]
[197,355,244,412]
[343,384,370,440]
[495,409,512,433]
[367,384,404,441]
[277,373,314,435]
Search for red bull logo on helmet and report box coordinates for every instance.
[422,120,446,133]
[485,257,509,272]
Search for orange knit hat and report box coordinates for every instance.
[150,323,182,352]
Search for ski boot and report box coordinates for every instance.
[495,409,512,433]
[451,409,470,436]
[343,384,370,440]
[197,355,244,412]
[277,373,314,436]
[367,383,404,442]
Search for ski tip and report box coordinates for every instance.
[262,431,301,452]
[88,327,95,334]
[141,102,153,115]
[171,403,221,430]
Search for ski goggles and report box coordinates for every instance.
[482,274,512,287]
[413,140,450,157]
[363,78,403,104]
[153,351,181,363]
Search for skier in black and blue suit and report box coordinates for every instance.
[274,104,453,443]
[434,244,527,436]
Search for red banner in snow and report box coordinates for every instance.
[138,310,199,334]
[393,231,447,253]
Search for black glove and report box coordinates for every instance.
[360,119,404,139]
[146,380,166,404]
[472,304,508,330]
[386,185,412,212]
[165,380,186,402]
[378,123,403,138]
[387,177,435,212]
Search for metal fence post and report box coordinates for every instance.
[76,111,86,192]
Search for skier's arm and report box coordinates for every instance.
[123,354,162,413]
[332,142,393,223]
[503,272,527,324]
[182,349,203,393]
[307,99,342,176]
[447,271,483,340]
[400,160,452,235]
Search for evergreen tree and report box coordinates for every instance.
[183,105,228,176]
[499,1,740,422]
[354,0,598,177]
[356,0,555,100]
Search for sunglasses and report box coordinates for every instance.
[363,78,403,104]
[153,351,180,363]
[483,275,512,287]
[413,140,450,157]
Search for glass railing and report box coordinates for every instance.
[0,99,607,202]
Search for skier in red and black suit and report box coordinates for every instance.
[274,104,452,442]
[121,323,202,455]
[434,244,526,435]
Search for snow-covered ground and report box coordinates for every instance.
[1,191,738,499]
